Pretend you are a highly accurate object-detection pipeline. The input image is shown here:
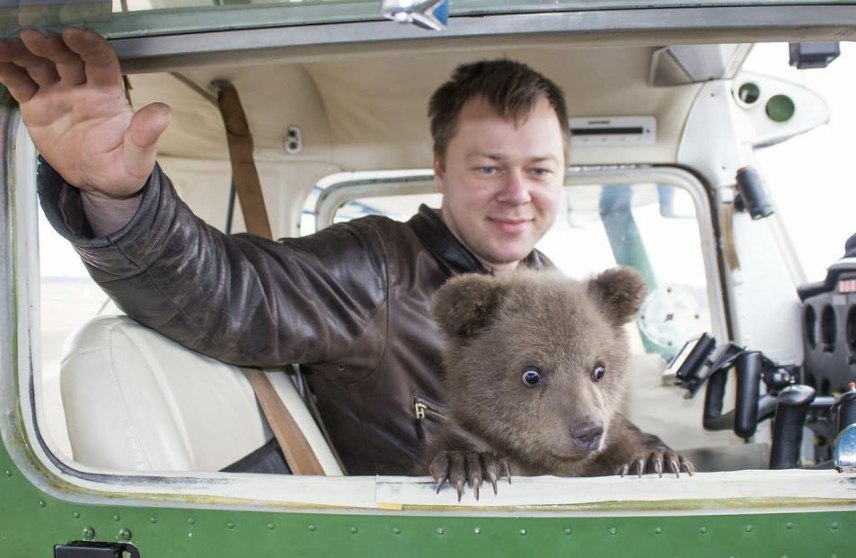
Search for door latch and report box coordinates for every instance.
[55,541,141,558]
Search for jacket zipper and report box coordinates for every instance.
[413,394,448,421]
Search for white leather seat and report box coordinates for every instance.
[60,315,342,474]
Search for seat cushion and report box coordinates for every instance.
[60,315,341,474]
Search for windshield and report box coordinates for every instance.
[1,0,855,39]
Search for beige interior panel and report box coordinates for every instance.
[513,47,702,165]
[128,73,227,161]
[132,44,704,181]
[159,156,339,237]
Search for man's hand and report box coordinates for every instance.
[0,27,171,198]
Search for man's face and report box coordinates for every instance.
[435,95,565,273]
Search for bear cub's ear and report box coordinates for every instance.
[432,274,505,340]
[587,266,647,326]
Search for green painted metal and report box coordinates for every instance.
[1,443,854,558]
[1,398,855,558]
[3,0,856,42]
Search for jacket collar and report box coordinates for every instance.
[406,204,548,275]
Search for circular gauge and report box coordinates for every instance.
[638,286,704,349]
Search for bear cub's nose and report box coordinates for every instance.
[571,420,604,452]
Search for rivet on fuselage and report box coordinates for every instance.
[519,529,527,536]
[117,528,131,541]
[268,523,275,531]
[308,525,316,532]
[113,514,121,522]
[564,528,572,536]
[393,527,402,535]
[82,526,95,540]
[437,528,444,535]
[609,528,617,535]
[474,527,481,535]
[699,527,708,534]
[745,525,753,533]
[351,527,358,534]
[655,527,662,534]
[227,521,235,530]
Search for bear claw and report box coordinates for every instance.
[429,451,511,501]
[618,451,695,478]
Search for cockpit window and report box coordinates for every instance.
[322,173,718,356]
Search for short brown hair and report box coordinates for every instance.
[428,59,570,167]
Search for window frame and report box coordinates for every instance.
[4,108,852,515]
[311,164,729,348]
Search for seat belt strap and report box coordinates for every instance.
[242,369,325,475]
[216,81,325,475]
[216,81,273,239]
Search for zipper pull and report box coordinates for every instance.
[415,401,427,420]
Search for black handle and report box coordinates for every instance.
[702,352,763,437]
[703,368,731,431]
[734,352,763,438]
[769,385,816,469]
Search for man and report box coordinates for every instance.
[0,29,569,474]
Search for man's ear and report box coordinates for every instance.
[433,153,445,193]
[432,274,505,340]
[586,266,647,326]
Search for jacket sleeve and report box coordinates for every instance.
[37,159,389,370]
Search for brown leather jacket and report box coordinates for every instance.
[38,160,551,475]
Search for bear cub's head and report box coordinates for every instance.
[432,267,647,472]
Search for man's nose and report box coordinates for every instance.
[496,169,530,205]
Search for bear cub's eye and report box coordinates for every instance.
[521,367,542,387]
[591,363,606,382]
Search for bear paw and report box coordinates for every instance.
[429,451,511,501]
[617,450,696,478]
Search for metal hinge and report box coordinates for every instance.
[55,541,141,558]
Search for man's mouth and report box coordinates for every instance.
[488,217,532,234]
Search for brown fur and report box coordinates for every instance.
[424,267,692,495]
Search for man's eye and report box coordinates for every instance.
[478,166,497,175]
[530,168,551,177]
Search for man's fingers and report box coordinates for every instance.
[20,29,85,86]
[62,27,121,88]
[0,61,38,102]
[0,36,59,88]
[123,102,172,179]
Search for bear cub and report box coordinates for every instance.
[425,267,694,500]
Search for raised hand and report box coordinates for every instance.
[0,27,171,198]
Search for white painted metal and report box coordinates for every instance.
[732,71,830,148]
[677,79,806,365]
